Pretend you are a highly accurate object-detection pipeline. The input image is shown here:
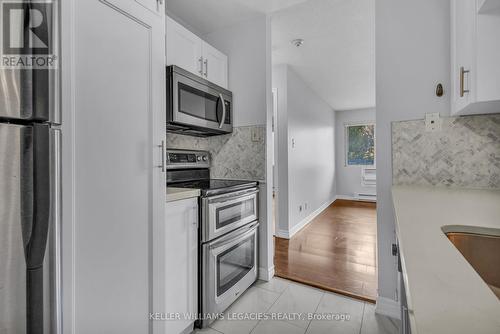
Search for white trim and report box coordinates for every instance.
[258,266,275,281]
[275,197,336,240]
[376,297,401,320]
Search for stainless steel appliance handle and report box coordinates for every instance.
[24,124,52,333]
[208,188,258,205]
[218,94,226,129]
[204,59,208,77]
[209,222,259,251]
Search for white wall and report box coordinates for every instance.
[205,16,275,280]
[376,0,450,314]
[273,64,336,238]
[335,108,376,198]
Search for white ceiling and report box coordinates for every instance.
[166,0,308,34]
[272,0,375,110]
[167,0,375,110]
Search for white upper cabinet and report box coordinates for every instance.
[166,16,228,88]
[166,16,203,76]
[202,41,228,89]
[451,0,500,115]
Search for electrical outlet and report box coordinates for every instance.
[425,113,442,132]
[251,127,263,142]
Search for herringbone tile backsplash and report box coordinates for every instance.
[392,114,500,189]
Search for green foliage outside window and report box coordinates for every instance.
[347,125,375,165]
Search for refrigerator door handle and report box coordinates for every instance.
[24,124,51,268]
[23,124,51,334]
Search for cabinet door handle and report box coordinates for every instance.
[460,66,470,97]
[204,59,208,77]
[198,57,203,75]
[158,140,166,172]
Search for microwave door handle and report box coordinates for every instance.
[218,94,226,129]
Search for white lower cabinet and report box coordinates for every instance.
[165,198,199,334]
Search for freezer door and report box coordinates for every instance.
[0,123,60,334]
[0,0,60,123]
[0,69,54,122]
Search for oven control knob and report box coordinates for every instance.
[202,156,208,162]
[197,156,202,161]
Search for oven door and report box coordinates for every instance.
[202,188,259,242]
[201,222,258,326]
[170,68,232,134]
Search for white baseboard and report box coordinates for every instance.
[279,197,336,239]
[376,297,401,320]
[258,266,275,281]
[274,229,290,239]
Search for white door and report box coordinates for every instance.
[202,41,228,88]
[71,0,166,333]
[165,198,198,334]
[166,16,203,76]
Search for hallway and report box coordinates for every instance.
[274,200,377,302]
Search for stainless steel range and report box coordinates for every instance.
[166,149,259,328]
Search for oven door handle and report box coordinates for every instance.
[209,222,259,251]
[208,189,259,205]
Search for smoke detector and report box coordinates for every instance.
[291,39,304,47]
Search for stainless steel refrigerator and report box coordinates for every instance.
[0,7,61,334]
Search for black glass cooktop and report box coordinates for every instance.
[170,179,258,196]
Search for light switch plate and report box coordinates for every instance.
[425,113,442,132]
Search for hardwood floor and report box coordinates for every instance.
[274,199,377,303]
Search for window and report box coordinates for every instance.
[345,123,375,166]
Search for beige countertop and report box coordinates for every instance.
[392,185,500,334]
[167,187,200,202]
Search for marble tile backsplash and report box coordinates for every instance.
[392,114,500,189]
[166,125,266,181]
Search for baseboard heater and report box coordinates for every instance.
[355,193,377,202]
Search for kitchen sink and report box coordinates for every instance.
[444,227,500,299]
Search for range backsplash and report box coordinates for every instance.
[392,114,500,189]
[167,125,266,181]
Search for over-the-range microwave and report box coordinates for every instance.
[166,65,233,136]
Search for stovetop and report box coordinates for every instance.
[169,179,258,197]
